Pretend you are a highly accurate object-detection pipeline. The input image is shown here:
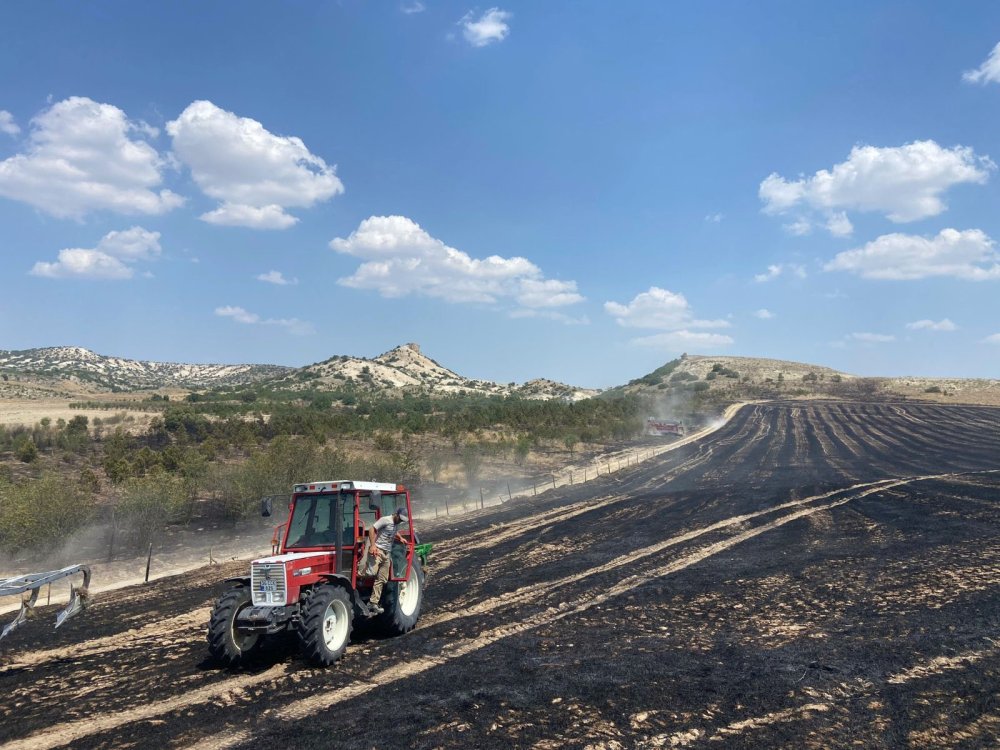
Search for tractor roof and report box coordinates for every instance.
[292,480,402,494]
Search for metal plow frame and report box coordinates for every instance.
[0,565,91,644]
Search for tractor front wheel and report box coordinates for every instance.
[298,585,354,666]
[207,587,262,667]
[377,555,424,637]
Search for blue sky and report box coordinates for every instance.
[1,1,999,388]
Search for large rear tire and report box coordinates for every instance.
[377,555,424,637]
[207,587,262,667]
[298,585,354,666]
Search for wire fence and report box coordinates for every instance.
[413,448,664,519]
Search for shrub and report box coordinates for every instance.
[0,474,95,556]
[461,444,482,486]
[113,474,192,550]
[514,436,531,466]
[563,434,579,454]
[373,432,397,452]
[425,451,447,482]
[15,438,38,463]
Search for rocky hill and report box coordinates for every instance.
[606,353,1000,407]
[0,343,598,401]
[270,343,598,401]
[0,346,291,391]
[608,354,851,397]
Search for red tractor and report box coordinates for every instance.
[207,480,431,667]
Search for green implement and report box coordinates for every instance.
[415,542,433,567]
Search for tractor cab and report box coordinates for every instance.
[209,480,431,668]
[266,480,425,588]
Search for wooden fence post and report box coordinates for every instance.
[144,543,153,583]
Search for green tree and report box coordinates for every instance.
[425,451,446,482]
[114,474,189,551]
[461,444,482,486]
[514,436,531,466]
[15,438,38,463]
[0,474,94,555]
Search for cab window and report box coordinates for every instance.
[286,493,339,548]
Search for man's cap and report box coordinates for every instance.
[395,506,408,521]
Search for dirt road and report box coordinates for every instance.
[1,400,998,749]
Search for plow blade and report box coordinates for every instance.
[0,565,92,645]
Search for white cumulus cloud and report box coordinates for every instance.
[0,110,19,137]
[515,278,584,309]
[759,141,994,232]
[167,100,343,230]
[825,211,854,237]
[401,1,425,13]
[202,203,299,230]
[754,263,806,283]
[31,226,161,280]
[461,7,511,47]
[257,270,298,286]
[906,319,957,332]
[824,228,1000,281]
[604,287,729,330]
[604,287,732,351]
[754,308,775,319]
[215,305,314,335]
[330,215,584,318]
[982,333,1000,344]
[963,42,1000,85]
[0,97,183,219]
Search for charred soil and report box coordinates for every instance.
[1,400,998,749]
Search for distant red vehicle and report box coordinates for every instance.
[646,418,686,437]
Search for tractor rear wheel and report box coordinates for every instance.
[298,585,353,666]
[207,587,262,667]
[377,556,424,637]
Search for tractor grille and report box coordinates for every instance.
[251,562,287,605]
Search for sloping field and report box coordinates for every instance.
[1,400,998,749]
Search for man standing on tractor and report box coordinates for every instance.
[366,507,408,615]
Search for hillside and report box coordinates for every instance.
[266,343,598,401]
[606,354,852,398]
[608,353,1000,407]
[0,343,598,402]
[0,346,291,391]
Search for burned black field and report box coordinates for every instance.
[1,400,998,749]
